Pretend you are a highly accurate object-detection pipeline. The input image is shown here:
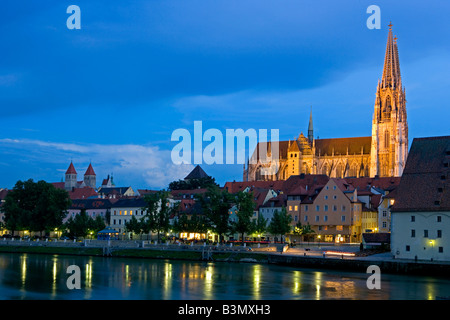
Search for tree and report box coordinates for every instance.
[168,176,218,191]
[300,223,315,242]
[125,215,144,239]
[3,179,71,236]
[198,186,233,243]
[268,207,292,243]
[293,221,315,242]
[65,209,90,239]
[231,191,255,245]
[142,190,175,242]
[251,214,268,240]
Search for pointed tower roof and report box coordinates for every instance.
[184,165,209,180]
[308,106,314,142]
[84,163,96,176]
[66,161,77,174]
[381,22,402,89]
[288,140,300,153]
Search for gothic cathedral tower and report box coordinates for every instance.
[370,23,408,177]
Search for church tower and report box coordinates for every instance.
[65,161,77,191]
[370,23,408,177]
[84,163,96,189]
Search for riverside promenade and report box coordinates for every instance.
[1,238,449,277]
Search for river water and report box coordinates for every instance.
[0,252,449,300]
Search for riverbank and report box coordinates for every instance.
[1,241,449,277]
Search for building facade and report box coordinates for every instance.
[244,24,408,182]
[391,136,450,261]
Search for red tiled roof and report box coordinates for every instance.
[66,162,77,174]
[68,187,98,200]
[315,136,372,156]
[84,163,96,176]
[344,176,401,191]
[392,136,450,212]
[0,189,9,201]
[51,182,65,190]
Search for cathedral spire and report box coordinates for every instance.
[308,106,314,143]
[381,22,402,89]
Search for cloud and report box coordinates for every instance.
[0,138,193,189]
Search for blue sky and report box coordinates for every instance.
[1,0,449,190]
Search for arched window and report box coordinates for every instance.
[384,130,390,150]
[336,163,344,178]
[322,163,329,175]
[383,96,392,120]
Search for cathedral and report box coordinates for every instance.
[244,24,408,181]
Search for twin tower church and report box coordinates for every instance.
[244,24,409,181]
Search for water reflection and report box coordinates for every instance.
[1,253,450,300]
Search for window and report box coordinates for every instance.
[336,225,343,231]
[383,210,387,217]
[411,229,415,237]
[130,210,133,215]
[439,247,444,253]
[289,206,292,211]
[437,230,442,238]
[315,215,319,222]
[316,205,320,212]
[333,186,336,190]
[119,211,122,215]
[437,216,442,222]
[324,215,328,222]
[382,222,387,228]
[294,215,298,222]
[113,219,116,225]
[424,230,428,238]
[119,220,122,225]
[326,186,329,190]
[294,205,298,211]
[304,205,308,212]
[124,211,128,215]
[304,215,308,222]
[333,205,337,211]
[342,205,346,211]
[406,245,410,252]
[114,210,117,215]
[333,195,337,200]
[341,215,346,222]
[324,195,328,200]
[324,205,328,212]
[411,215,415,222]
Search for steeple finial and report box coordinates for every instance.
[381,22,401,90]
[308,106,314,143]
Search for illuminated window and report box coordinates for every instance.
[130,210,133,215]
[124,211,127,215]
[294,205,298,211]
[336,225,343,231]
[119,211,122,215]
[289,206,292,211]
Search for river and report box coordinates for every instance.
[0,252,449,300]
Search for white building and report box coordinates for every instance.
[391,136,450,261]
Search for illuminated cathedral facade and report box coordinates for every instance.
[244,24,408,181]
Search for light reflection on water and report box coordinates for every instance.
[0,252,449,300]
